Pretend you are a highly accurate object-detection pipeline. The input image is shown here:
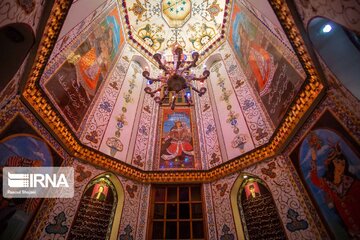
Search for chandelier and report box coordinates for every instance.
[142,46,210,110]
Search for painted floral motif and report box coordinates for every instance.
[75,165,91,182]
[189,23,216,50]
[261,161,276,179]
[119,224,134,240]
[100,101,112,112]
[45,212,68,235]
[129,0,147,21]
[220,224,235,240]
[105,63,139,157]
[17,0,35,14]
[137,24,164,51]
[106,137,123,156]
[210,153,220,164]
[213,62,248,151]
[126,184,138,198]
[206,0,222,19]
[286,208,309,232]
[216,183,228,197]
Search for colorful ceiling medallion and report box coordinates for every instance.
[120,0,231,63]
[162,0,192,27]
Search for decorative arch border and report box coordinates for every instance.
[68,171,125,240]
[230,172,287,239]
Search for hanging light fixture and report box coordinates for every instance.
[142,46,210,110]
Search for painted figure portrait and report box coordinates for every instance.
[91,184,109,201]
[159,108,195,169]
[229,1,303,126]
[299,129,360,239]
[44,7,123,130]
[245,182,261,200]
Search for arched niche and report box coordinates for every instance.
[205,53,222,69]
[132,54,150,71]
[0,134,53,240]
[68,172,124,240]
[0,23,35,88]
[231,174,287,240]
[308,17,360,100]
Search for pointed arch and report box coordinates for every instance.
[68,172,124,240]
[132,54,150,71]
[231,173,287,240]
[205,52,222,69]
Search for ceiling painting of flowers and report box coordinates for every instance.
[119,0,231,62]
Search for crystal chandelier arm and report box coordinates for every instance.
[180,51,200,74]
[153,53,170,74]
[174,47,183,71]
[142,71,162,83]
[189,70,210,82]
[187,83,207,97]
[144,84,164,97]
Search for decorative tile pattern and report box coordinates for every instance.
[135,184,151,239]
[80,46,130,149]
[203,183,217,239]
[99,58,144,162]
[131,85,157,170]
[208,60,254,159]
[211,173,238,239]
[221,43,273,146]
[194,80,223,169]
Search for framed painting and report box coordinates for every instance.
[44,6,124,131]
[157,107,199,170]
[290,110,360,239]
[228,0,304,126]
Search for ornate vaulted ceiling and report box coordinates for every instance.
[121,0,231,62]
[14,0,325,182]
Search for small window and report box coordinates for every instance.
[149,185,205,239]
[308,17,360,100]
